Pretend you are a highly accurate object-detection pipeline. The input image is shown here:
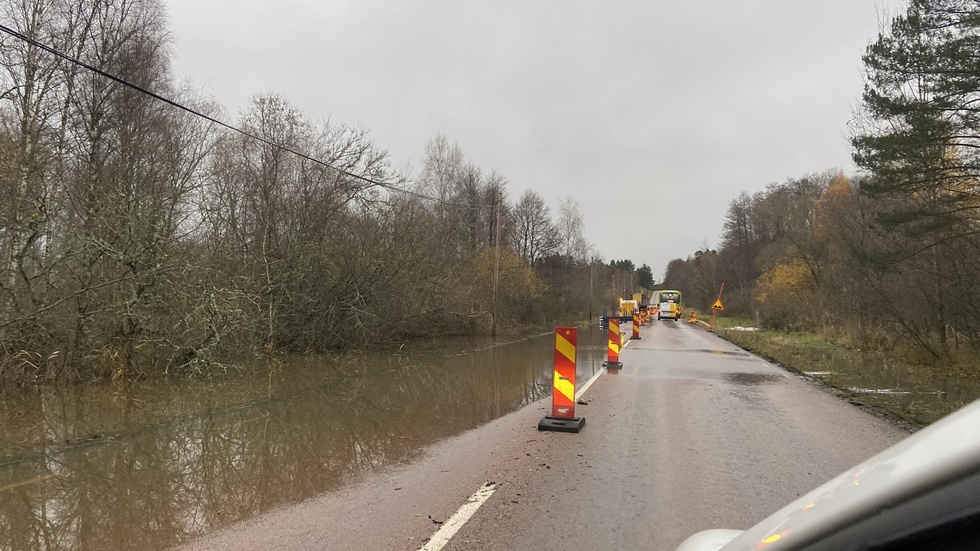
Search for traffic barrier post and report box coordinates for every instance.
[631,310,641,340]
[602,317,623,368]
[538,327,586,433]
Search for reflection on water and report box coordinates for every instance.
[0,331,605,551]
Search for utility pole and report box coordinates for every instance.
[492,191,503,339]
[589,255,595,375]
[589,256,594,324]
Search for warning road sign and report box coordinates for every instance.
[711,298,724,310]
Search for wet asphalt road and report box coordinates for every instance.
[179,321,911,551]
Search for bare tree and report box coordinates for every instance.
[0,0,72,354]
[509,189,555,268]
[556,197,588,261]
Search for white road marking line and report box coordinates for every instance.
[420,482,497,551]
[576,369,601,400]
[420,348,606,550]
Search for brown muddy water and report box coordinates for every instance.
[0,330,606,551]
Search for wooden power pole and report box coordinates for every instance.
[492,191,503,339]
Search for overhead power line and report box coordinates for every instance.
[0,22,466,205]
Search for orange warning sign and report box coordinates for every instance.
[711,298,724,310]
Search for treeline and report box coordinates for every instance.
[0,0,639,385]
[665,0,980,361]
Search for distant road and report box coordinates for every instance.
[179,320,911,551]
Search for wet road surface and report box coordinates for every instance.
[178,321,912,550]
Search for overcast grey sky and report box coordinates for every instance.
[165,0,905,280]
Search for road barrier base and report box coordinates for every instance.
[537,415,586,433]
[602,360,623,368]
[630,335,641,340]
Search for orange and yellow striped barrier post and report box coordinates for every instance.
[538,327,585,433]
[688,312,697,324]
[631,310,641,340]
[603,317,623,369]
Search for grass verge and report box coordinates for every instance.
[707,316,980,427]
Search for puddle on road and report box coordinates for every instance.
[701,349,752,357]
[660,348,754,358]
[0,330,606,551]
[725,373,784,386]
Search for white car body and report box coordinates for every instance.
[676,399,980,550]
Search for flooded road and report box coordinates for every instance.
[0,330,607,551]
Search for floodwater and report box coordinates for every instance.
[0,329,606,551]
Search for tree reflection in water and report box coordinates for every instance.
[0,333,602,551]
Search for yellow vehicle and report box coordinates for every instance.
[619,298,638,317]
[655,290,682,320]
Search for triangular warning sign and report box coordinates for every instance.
[711,298,724,310]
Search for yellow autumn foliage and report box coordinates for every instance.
[756,259,814,306]
[813,172,855,241]
[466,249,547,323]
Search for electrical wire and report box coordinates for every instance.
[0,22,493,207]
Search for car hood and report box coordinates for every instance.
[693,399,980,551]
[675,529,744,551]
